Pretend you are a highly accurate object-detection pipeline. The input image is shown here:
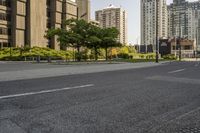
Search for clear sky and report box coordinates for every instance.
[91,0,197,44]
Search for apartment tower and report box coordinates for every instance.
[95,5,128,44]
[141,0,168,51]
[168,0,200,51]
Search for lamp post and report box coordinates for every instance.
[155,0,159,63]
[178,12,185,61]
[196,26,198,60]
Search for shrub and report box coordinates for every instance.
[0,47,74,61]
[162,54,176,60]
[146,54,155,59]
[1,56,22,61]
[117,53,130,59]
[139,55,145,59]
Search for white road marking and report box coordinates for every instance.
[147,76,200,85]
[175,106,200,120]
[168,69,185,74]
[0,84,94,100]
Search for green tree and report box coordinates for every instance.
[45,19,122,62]
[100,28,121,60]
[45,19,90,61]
[86,25,102,60]
[45,28,73,48]
[65,19,90,61]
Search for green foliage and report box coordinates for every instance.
[114,46,137,59]
[162,54,177,60]
[140,55,145,59]
[100,28,121,49]
[100,27,122,60]
[45,19,122,61]
[117,53,130,59]
[0,47,74,61]
[127,46,137,53]
[119,46,129,54]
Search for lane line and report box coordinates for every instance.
[0,84,94,100]
[168,69,185,74]
[174,106,200,120]
[149,106,200,132]
[147,76,200,85]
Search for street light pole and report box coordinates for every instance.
[196,26,198,60]
[178,13,185,61]
[155,0,159,63]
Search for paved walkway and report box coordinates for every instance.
[182,58,200,61]
[0,62,164,82]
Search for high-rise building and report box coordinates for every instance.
[168,0,200,51]
[141,0,168,51]
[0,0,90,50]
[77,0,90,22]
[95,5,128,44]
[168,0,189,38]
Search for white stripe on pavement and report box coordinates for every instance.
[0,84,94,100]
[168,69,185,74]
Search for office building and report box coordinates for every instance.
[141,0,168,51]
[0,0,90,50]
[95,5,128,44]
[77,0,90,22]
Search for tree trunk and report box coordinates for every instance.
[77,45,81,62]
[105,47,108,61]
[94,47,98,61]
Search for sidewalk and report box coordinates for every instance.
[182,58,200,61]
[0,62,163,82]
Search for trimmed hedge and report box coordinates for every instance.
[162,54,177,60]
[0,47,74,61]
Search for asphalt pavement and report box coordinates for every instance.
[0,62,162,82]
[0,61,200,133]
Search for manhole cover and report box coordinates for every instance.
[178,127,200,133]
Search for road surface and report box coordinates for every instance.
[0,61,200,133]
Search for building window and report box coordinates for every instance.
[47,21,51,28]
[0,0,11,7]
[47,10,51,17]
[0,13,11,21]
[0,42,10,47]
[46,0,50,6]
[0,27,11,35]
[184,45,191,50]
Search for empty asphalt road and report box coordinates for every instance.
[0,61,200,133]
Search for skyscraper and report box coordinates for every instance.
[95,5,128,44]
[141,0,168,51]
[168,0,188,38]
[168,0,200,51]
